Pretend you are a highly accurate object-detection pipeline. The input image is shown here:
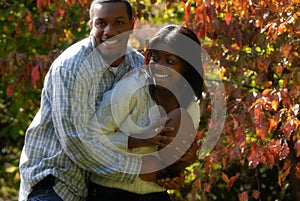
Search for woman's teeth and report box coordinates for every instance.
[155,73,168,78]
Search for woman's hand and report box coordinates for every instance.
[128,116,174,149]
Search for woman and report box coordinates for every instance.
[87,24,204,201]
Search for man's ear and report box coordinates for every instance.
[89,20,93,29]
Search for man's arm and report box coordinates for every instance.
[51,62,141,182]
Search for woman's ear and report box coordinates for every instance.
[130,18,135,29]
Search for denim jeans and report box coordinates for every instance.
[27,176,63,201]
[27,187,63,201]
[87,182,172,201]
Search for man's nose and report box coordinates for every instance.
[103,24,117,37]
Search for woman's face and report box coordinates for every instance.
[148,44,186,90]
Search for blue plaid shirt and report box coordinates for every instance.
[19,36,144,201]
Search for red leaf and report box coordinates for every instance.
[36,0,43,11]
[295,162,300,180]
[248,143,260,169]
[282,119,294,140]
[265,149,275,169]
[36,0,49,10]
[238,191,248,201]
[280,141,290,160]
[204,182,211,192]
[281,43,292,58]
[31,64,40,90]
[253,100,267,140]
[25,10,32,23]
[252,190,260,199]
[6,85,14,98]
[294,140,300,157]
[225,12,232,25]
[235,128,245,144]
[227,175,238,190]
[268,111,280,133]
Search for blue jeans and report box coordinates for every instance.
[27,187,63,201]
[27,176,63,201]
[87,182,172,201]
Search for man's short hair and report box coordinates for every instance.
[89,0,134,20]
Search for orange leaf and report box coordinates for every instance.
[248,143,260,169]
[25,10,32,23]
[278,161,291,187]
[239,191,248,201]
[265,150,275,169]
[204,182,211,192]
[282,119,294,140]
[256,127,267,141]
[231,43,240,50]
[294,140,300,157]
[252,190,260,199]
[281,43,292,58]
[295,163,300,180]
[227,175,238,190]
[184,2,191,25]
[222,172,229,184]
[268,112,280,133]
[225,12,232,25]
[231,114,239,129]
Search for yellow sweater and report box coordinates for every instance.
[88,69,200,194]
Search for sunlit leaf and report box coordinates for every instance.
[294,140,300,157]
[225,12,232,25]
[295,162,300,180]
[238,191,248,201]
[252,190,260,199]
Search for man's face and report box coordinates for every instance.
[89,2,134,63]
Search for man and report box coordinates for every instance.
[19,1,177,200]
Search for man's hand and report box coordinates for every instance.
[171,139,200,172]
[139,155,163,182]
[156,171,185,189]
[158,108,196,166]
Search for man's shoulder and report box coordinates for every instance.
[62,38,93,57]
[54,38,97,69]
[126,46,144,67]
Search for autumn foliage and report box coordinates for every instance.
[0,0,299,200]
[181,0,300,200]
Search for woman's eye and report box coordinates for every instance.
[167,59,174,65]
[150,55,158,62]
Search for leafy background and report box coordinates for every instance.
[0,0,299,200]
